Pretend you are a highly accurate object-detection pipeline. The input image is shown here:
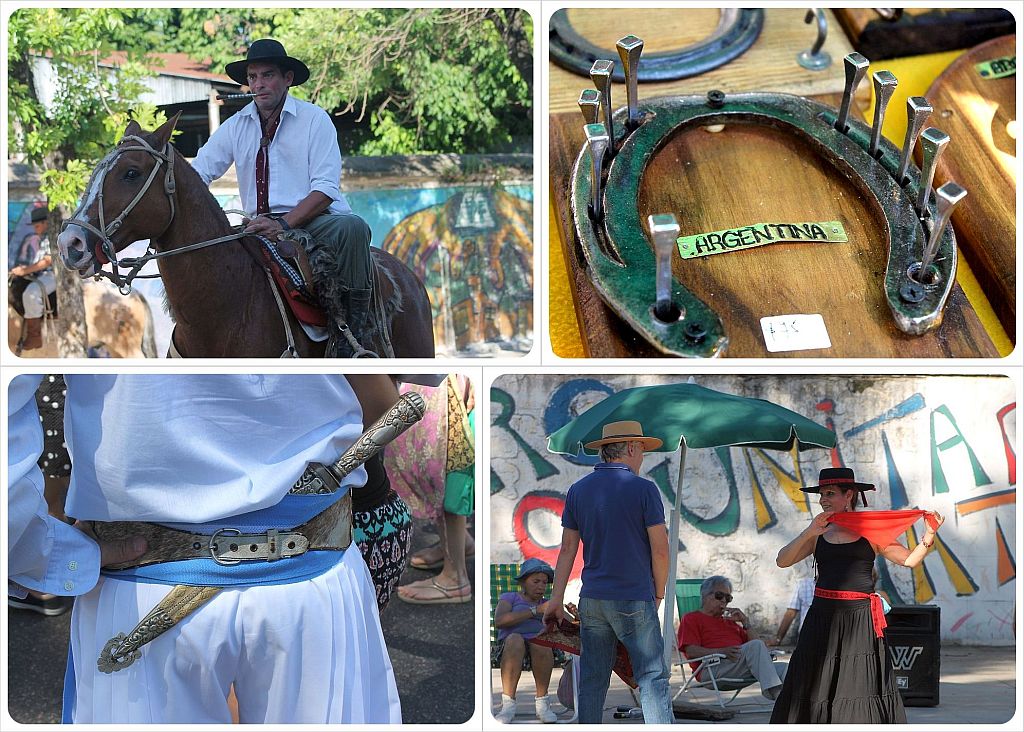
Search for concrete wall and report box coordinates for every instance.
[490,374,1017,645]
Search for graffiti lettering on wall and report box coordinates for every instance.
[490,375,1017,643]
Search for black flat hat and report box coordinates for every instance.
[802,467,875,506]
[30,207,49,223]
[225,39,310,87]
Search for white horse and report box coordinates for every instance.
[8,278,157,358]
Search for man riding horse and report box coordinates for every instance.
[192,39,374,356]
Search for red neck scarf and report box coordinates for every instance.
[827,509,938,547]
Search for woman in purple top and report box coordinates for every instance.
[492,558,558,723]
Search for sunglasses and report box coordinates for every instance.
[713,591,733,603]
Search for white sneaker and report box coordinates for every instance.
[495,695,517,724]
[535,694,558,723]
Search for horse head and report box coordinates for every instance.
[57,113,181,280]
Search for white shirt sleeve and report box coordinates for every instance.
[191,118,237,187]
[7,374,100,597]
[788,581,802,610]
[306,107,343,204]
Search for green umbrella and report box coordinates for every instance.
[548,382,836,455]
[546,381,837,665]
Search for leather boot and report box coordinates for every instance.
[341,288,376,357]
[22,317,44,351]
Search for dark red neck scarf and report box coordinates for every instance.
[255,103,285,215]
[828,509,938,547]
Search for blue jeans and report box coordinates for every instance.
[577,598,673,724]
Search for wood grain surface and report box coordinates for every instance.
[922,34,1016,338]
[549,94,999,358]
[549,8,866,115]
[834,8,1017,60]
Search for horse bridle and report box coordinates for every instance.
[63,134,180,293]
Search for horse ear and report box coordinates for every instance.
[124,119,143,138]
[151,111,182,149]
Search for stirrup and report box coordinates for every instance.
[338,324,379,358]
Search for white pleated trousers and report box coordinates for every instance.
[66,547,402,723]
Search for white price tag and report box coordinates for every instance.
[760,314,832,353]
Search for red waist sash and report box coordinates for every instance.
[814,588,888,638]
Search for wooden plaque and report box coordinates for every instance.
[922,35,1017,339]
[548,8,998,358]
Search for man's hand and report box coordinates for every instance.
[723,607,749,626]
[10,265,27,277]
[243,215,286,240]
[74,521,148,567]
[543,599,565,630]
[720,645,741,661]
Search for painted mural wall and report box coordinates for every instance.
[490,374,1017,645]
[7,181,533,357]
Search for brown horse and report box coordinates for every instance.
[56,114,434,358]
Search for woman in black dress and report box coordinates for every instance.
[770,467,943,724]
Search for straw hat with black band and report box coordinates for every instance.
[583,420,662,452]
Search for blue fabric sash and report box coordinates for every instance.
[100,492,347,588]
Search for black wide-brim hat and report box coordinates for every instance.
[30,206,49,223]
[801,466,875,503]
[225,39,310,87]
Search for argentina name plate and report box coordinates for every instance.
[677,220,848,259]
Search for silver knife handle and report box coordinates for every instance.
[329,392,428,481]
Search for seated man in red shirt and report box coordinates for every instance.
[677,575,788,700]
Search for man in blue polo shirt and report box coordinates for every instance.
[544,421,673,724]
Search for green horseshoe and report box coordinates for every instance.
[570,91,958,357]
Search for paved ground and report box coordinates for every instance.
[490,644,1017,725]
[7,518,474,724]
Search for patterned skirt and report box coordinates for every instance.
[353,486,413,613]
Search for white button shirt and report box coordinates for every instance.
[7,374,366,598]
[191,94,352,216]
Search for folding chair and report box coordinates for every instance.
[671,579,779,710]
[490,563,580,723]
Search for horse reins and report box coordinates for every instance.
[62,134,185,292]
[67,133,377,358]
[63,136,262,296]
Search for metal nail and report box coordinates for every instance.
[617,35,644,128]
[579,89,601,125]
[648,214,680,320]
[796,8,831,71]
[919,181,966,279]
[590,60,615,149]
[836,52,870,133]
[897,97,933,186]
[916,127,950,216]
[585,123,610,219]
[868,70,898,157]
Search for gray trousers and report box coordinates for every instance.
[699,639,787,699]
[302,213,373,296]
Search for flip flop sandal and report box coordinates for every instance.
[409,544,476,571]
[397,580,472,605]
